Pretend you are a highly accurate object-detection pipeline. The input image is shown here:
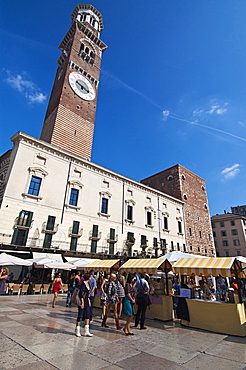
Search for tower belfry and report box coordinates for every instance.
[40,4,107,160]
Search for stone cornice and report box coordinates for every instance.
[10,131,184,207]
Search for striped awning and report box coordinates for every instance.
[84,259,121,272]
[120,258,172,274]
[173,257,241,277]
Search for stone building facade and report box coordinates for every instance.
[141,165,215,256]
[0,132,185,256]
[231,205,246,217]
[211,213,246,257]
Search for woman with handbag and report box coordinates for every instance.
[123,273,136,335]
[75,272,93,337]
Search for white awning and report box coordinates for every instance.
[0,252,32,266]
[32,252,63,263]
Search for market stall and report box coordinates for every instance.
[172,256,246,336]
[84,259,121,272]
[120,258,173,321]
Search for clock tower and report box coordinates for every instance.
[40,4,107,160]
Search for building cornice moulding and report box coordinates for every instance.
[10,132,184,206]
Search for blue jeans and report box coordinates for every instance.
[66,287,74,305]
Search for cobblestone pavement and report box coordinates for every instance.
[0,294,245,370]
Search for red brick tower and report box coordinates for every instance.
[40,4,107,160]
[141,164,215,256]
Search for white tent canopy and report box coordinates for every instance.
[0,252,32,266]
[158,251,208,263]
[65,257,99,269]
[42,261,74,270]
[32,252,63,263]
[28,253,65,268]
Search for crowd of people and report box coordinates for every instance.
[52,269,151,337]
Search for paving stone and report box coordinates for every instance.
[89,342,140,364]
[7,313,40,321]
[0,316,13,323]
[116,352,181,370]
[95,330,124,342]
[0,294,246,369]
[48,351,109,370]
[181,353,246,370]
[0,346,40,369]
[70,333,111,349]
[144,343,198,364]
[15,332,60,347]
[0,320,24,328]
[0,336,17,352]
[206,341,246,363]
[27,339,76,360]
[13,361,58,370]
[0,307,20,313]
[101,365,124,370]
[0,325,39,338]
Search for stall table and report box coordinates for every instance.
[181,299,246,337]
[173,256,246,337]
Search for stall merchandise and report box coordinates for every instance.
[172,256,246,336]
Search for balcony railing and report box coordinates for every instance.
[107,233,118,243]
[41,222,59,234]
[14,218,33,230]
[89,230,102,240]
[68,227,83,237]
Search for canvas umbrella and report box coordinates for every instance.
[0,253,32,266]
[42,261,74,270]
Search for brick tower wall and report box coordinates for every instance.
[40,21,104,160]
[141,165,215,256]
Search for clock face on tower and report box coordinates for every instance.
[69,72,96,101]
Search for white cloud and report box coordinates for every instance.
[162,110,170,121]
[208,103,228,115]
[4,71,47,104]
[27,92,46,103]
[192,109,204,116]
[216,108,227,115]
[192,101,228,117]
[221,163,240,180]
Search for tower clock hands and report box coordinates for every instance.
[76,80,89,94]
[69,72,95,100]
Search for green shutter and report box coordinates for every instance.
[72,221,80,234]
[92,225,98,237]
[70,237,77,251]
[47,216,55,231]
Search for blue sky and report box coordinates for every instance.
[1,1,246,216]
